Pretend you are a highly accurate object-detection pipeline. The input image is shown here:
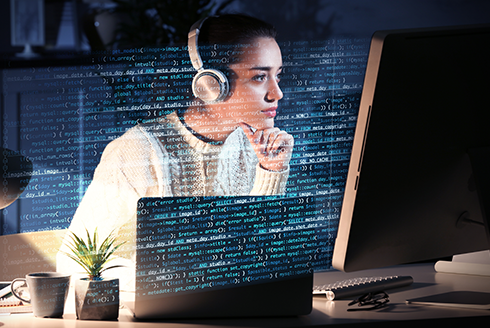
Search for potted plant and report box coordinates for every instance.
[63,228,125,320]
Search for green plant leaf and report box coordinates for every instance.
[62,228,126,280]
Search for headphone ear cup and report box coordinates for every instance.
[192,69,229,103]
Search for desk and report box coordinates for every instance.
[1,263,489,327]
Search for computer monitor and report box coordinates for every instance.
[332,24,490,273]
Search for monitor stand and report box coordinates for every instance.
[435,147,490,277]
[435,250,490,277]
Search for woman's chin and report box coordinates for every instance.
[241,118,275,130]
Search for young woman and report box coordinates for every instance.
[57,14,293,289]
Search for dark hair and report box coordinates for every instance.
[198,14,278,68]
[199,14,277,46]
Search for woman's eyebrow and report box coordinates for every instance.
[249,66,283,71]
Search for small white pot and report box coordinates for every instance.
[75,277,119,320]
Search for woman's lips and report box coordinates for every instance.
[262,107,277,118]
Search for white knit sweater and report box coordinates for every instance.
[57,111,289,290]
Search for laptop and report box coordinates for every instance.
[125,195,319,319]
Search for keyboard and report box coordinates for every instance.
[313,275,413,301]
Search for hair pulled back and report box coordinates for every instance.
[197,14,277,68]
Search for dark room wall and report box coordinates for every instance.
[2,0,490,54]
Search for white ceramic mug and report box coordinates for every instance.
[11,272,70,318]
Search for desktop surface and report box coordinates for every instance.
[1,263,489,327]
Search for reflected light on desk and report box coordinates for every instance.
[313,298,337,314]
[435,271,490,292]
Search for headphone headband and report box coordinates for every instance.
[188,18,207,71]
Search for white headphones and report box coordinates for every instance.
[188,17,229,104]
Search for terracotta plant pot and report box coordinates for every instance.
[75,277,119,320]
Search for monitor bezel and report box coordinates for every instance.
[332,24,490,272]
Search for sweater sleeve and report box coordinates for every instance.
[249,164,289,195]
[232,128,290,196]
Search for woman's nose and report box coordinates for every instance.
[265,79,283,102]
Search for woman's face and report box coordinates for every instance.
[219,37,284,131]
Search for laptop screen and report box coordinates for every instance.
[136,195,320,301]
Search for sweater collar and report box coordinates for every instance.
[165,111,225,155]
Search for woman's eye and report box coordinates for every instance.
[252,74,267,82]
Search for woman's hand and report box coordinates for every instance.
[239,123,294,172]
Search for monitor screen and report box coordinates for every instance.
[333,24,490,272]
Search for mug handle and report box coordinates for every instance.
[10,278,30,304]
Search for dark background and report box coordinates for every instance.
[2,0,490,55]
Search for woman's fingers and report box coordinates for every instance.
[239,123,294,171]
[258,127,279,155]
[266,130,293,155]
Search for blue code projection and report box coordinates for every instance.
[136,196,319,298]
[1,37,369,270]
